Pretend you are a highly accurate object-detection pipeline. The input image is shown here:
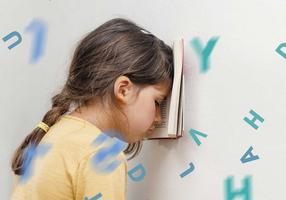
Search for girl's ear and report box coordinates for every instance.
[114,75,136,105]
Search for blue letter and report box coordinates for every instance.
[2,31,22,49]
[180,162,195,178]
[240,146,259,164]
[128,163,146,182]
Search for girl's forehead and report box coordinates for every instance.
[153,81,172,95]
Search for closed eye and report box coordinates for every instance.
[155,101,160,107]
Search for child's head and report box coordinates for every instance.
[12,18,173,174]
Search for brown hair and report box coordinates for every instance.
[11,18,174,175]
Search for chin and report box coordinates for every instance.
[125,137,138,144]
[127,135,145,143]
[124,130,147,143]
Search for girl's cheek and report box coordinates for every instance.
[150,104,157,122]
[143,102,155,127]
[149,101,155,115]
[143,97,156,125]
[145,97,155,114]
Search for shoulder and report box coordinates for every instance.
[41,114,104,159]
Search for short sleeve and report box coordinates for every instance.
[74,151,127,200]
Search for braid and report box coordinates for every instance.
[11,88,73,175]
[42,91,72,127]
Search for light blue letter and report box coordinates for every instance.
[243,109,264,130]
[20,143,51,183]
[91,134,127,174]
[191,37,219,73]
[84,193,102,200]
[189,129,208,146]
[225,176,252,200]
[25,19,48,63]
[275,43,286,59]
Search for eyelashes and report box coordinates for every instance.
[155,101,160,107]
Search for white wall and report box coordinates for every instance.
[1,0,286,199]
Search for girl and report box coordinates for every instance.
[11,18,174,200]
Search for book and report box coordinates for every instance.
[146,39,185,140]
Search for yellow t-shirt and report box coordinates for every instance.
[11,115,127,200]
